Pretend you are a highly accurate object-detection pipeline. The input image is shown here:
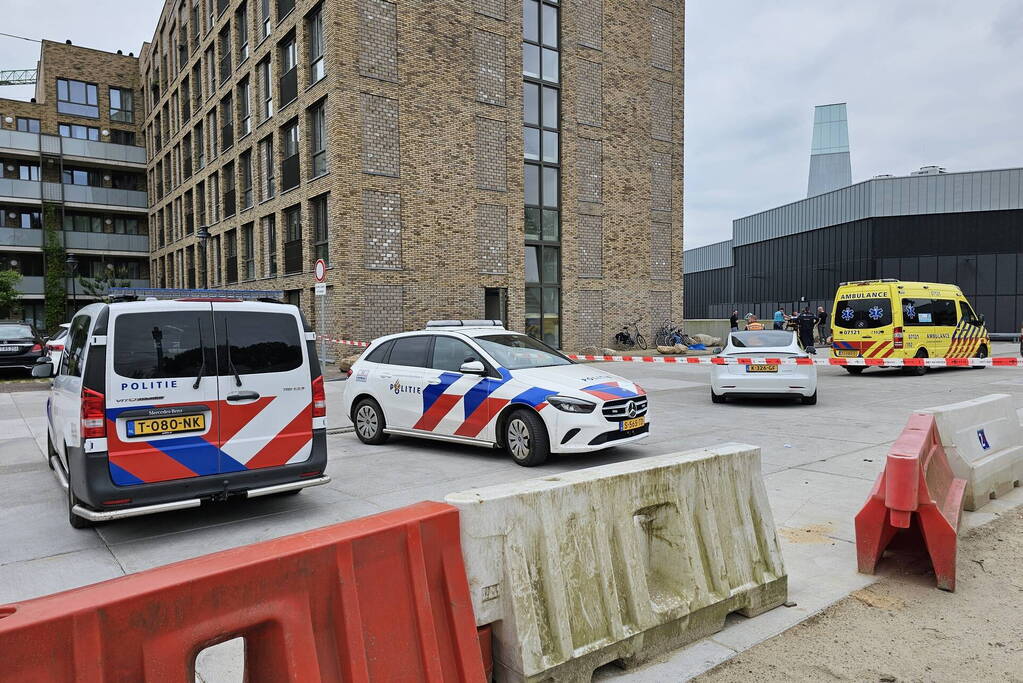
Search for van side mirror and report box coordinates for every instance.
[459,359,486,375]
[32,357,54,378]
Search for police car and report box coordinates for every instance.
[33,288,330,528]
[341,321,649,466]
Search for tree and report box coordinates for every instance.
[79,266,131,302]
[42,203,66,333]
[0,269,21,319]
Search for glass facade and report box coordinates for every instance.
[523,0,561,347]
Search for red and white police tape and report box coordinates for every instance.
[322,336,1018,367]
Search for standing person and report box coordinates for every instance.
[729,310,739,332]
[816,306,829,344]
[773,307,785,330]
[747,315,765,331]
[796,307,817,353]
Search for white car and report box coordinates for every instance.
[45,322,71,367]
[341,321,649,466]
[710,329,818,405]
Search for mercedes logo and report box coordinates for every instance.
[626,401,638,418]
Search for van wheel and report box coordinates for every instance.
[844,366,865,375]
[972,345,988,369]
[800,391,818,405]
[353,398,389,445]
[711,389,726,403]
[67,475,93,530]
[904,349,928,376]
[505,409,550,467]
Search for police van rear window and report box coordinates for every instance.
[215,311,302,375]
[834,298,892,330]
[114,312,207,379]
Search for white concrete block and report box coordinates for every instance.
[918,394,1023,510]
[446,443,787,683]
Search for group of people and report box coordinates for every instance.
[729,306,830,352]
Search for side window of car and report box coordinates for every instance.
[960,301,980,325]
[431,336,479,372]
[364,340,393,364]
[62,315,92,378]
[388,336,431,368]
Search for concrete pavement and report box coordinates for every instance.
[1,344,1022,680]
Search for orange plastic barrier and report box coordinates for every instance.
[0,501,486,682]
[855,414,967,591]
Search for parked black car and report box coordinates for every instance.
[0,322,45,374]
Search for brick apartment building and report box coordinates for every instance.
[0,41,150,327]
[142,0,684,349]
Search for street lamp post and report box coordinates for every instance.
[65,253,78,317]
[196,226,211,290]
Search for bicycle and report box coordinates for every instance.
[654,319,685,346]
[614,319,647,350]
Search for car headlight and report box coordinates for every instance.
[548,395,596,413]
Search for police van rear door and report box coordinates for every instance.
[212,302,313,472]
[106,302,220,485]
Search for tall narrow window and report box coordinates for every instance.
[205,47,216,98]
[242,222,255,279]
[278,0,295,20]
[197,179,207,226]
[260,0,271,39]
[240,150,253,209]
[260,135,276,199]
[195,120,206,169]
[109,87,134,123]
[283,205,301,274]
[278,34,297,106]
[523,0,561,348]
[218,26,232,84]
[259,58,273,121]
[223,161,236,217]
[221,93,234,149]
[57,79,98,117]
[210,171,220,222]
[225,229,238,284]
[311,194,328,264]
[263,214,277,275]
[280,119,300,191]
[236,2,249,62]
[207,109,218,159]
[238,77,251,135]
[307,5,325,84]
[309,100,327,177]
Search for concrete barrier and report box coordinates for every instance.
[446,444,787,683]
[918,394,1023,511]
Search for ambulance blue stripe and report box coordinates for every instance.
[109,461,145,486]
[510,387,559,408]
[422,372,462,413]
[462,367,513,419]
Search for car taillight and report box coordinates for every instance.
[49,344,64,351]
[30,343,42,352]
[893,327,904,349]
[311,376,326,418]
[81,388,106,439]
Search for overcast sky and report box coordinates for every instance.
[3,1,1022,251]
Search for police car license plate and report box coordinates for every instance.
[746,364,778,373]
[834,349,858,358]
[621,416,645,431]
[0,345,18,352]
[127,414,205,437]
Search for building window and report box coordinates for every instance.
[16,117,40,133]
[278,34,298,106]
[210,236,222,286]
[263,213,277,275]
[238,77,251,136]
[283,204,302,274]
[221,93,234,149]
[109,129,136,146]
[210,171,220,222]
[62,167,102,186]
[311,194,328,264]
[523,0,561,348]
[309,100,327,177]
[225,229,238,283]
[219,26,233,84]
[258,58,273,121]
[18,163,40,181]
[58,123,99,141]
[207,109,218,159]
[197,180,206,226]
[240,150,253,209]
[260,0,272,39]
[278,0,295,21]
[57,78,99,117]
[196,120,206,169]
[205,47,216,98]
[259,135,275,200]
[237,2,249,62]
[280,119,300,191]
[109,87,134,123]
[307,5,325,84]
[223,161,236,217]
[242,222,255,279]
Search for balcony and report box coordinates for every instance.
[0,227,149,254]
[0,227,43,248]
[58,183,149,211]
[0,129,40,156]
[16,276,151,297]
[0,178,42,203]
[60,137,147,166]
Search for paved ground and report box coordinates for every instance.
[1,343,1022,680]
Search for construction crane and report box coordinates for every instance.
[0,69,37,86]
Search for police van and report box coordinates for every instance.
[831,279,990,375]
[33,289,330,528]
[341,320,649,466]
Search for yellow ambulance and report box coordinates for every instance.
[831,279,989,375]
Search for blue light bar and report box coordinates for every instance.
[109,288,284,301]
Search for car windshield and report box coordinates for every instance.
[475,334,572,370]
[0,324,34,339]
[729,330,795,348]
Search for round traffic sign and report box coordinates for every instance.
[314,259,327,282]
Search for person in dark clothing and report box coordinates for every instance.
[729,310,739,332]
[796,307,818,353]
[816,306,829,344]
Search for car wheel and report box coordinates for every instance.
[505,409,550,467]
[353,398,389,445]
[844,366,865,375]
[67,472,93,529]
[904,349,928,376]
[972,345,987,369]
[711,389,726,404]
[800,391,818,405]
